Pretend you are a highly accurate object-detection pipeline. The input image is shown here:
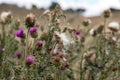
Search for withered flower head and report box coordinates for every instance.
[54,31,61,42]
[96,24,104,34]
[103,9,112,18]
[25,13,36,28]
[84,50,96,64]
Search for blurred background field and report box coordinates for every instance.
[0,3,120,28]
[0,1,120,80]
[0,2,120,50]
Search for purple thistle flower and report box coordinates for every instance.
[29,27,37,34]
[26,55,35,65]
[75,31,80,35]
[16,29,24,37]
[36,40,43,47]
[16,52,22,58]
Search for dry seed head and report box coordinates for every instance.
[96,24,104,34]
[59,42,64,49]
[43,10,51,16]
[67,28,75,34]
[58,52,65,58]
[52,56,61,62]
[60,61,69,70]
[25,13,36,28]
[54,31,61,42]
[89,28,97,36]
[104,9,112,18]
[84,51,96,64]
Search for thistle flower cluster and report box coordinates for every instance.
[0,8,120,80]
[52,50,69,70]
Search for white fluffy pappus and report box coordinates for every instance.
[56,32,74,47]
[0,11,11,22]
[89,28,96,36]
[108,21,119,32]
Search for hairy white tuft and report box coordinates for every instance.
[108,22,119,31]
[0,11,11,22]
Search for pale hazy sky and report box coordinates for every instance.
[0,0,120,17]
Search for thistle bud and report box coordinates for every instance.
[16,52,22,58]
[103,9,111,18]
[82,19,91,27]
[25,13,36,28]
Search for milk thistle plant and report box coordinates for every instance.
[0,7,120,80]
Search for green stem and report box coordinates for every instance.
[103,18,107,64]
[23,28,30,74]
[80,53,84,80]
[2,24,5,46]
[32,38,36,55]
